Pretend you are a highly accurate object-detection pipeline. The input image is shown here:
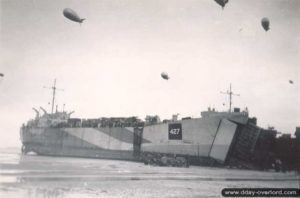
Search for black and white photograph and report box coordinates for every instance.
[0,0,299,197]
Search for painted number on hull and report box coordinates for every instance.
[168,123,182,140]
[170,128,180,135]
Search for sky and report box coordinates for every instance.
[0,0,299,147]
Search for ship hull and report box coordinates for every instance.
[20,127,138,161]
[20,113,252,165]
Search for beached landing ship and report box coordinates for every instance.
[20,81,276,169]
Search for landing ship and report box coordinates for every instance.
[20,81,278,169]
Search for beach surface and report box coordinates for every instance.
[0,147,299,198]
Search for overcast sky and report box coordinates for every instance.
[1,0,299,147]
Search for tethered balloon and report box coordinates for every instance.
[63,8,85,24]
[261,17,270,31]
[0,73,4,83]
[161,72,170,80]
[214,0,229,9]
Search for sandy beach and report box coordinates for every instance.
[0,147,299,198]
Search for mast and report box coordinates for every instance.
[43,79,64,114]
[51,79,56,114]
[220,83,240,112]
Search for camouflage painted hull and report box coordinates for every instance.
[20,127,139,161]
[20,112,256,165]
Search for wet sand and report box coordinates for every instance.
[0,147,299,198]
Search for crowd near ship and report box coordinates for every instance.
[20,80,300,171]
